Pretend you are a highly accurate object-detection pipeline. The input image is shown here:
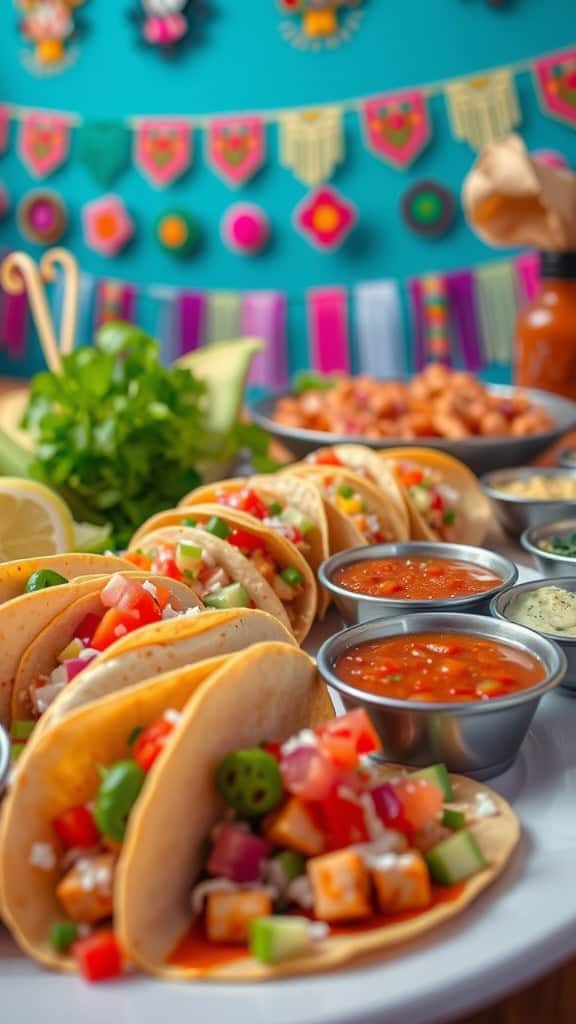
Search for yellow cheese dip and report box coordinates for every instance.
[497,476,576,501]
[507,585,576,637]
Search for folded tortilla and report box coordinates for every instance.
[9,574,202,729]
[299,445,410,531]
[130,513,317,643]
[116,675,519,980]
[0,643,329,973]
[0,554,134,607]
[379,447,490,545]
[178,474,331,617]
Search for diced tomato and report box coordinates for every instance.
[120,587,162,626]
[133,717,176,771]
[53,805,100,849]
[399,466,423,487]
[227,529,264,553]
[74,612,102,646]
[430,491,444,512]
[237,489,269,520]
[150,546,184,582]
[370,783,413,837]
[316,709,381,767]
[262,741,282,761]
[91,607,140,652]
[73,929,123,983]
[311,449,342,467]
[123,551,151,570]
[320,788,369,851]
[393,777,444,831]
[153,582,171,610]
[281,744,336,801]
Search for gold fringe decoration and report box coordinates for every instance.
[475,261,519,365]
[445,71,521,151]
[279,108,343,186]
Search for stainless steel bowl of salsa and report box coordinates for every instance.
[318,542,517,625]
[317,612,566,779]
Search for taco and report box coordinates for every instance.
[35,609,297,741]
[178,475,331,617]
[302,445,409,517]
[7,572,202,740]
[281,467,410,552]
[0,553,135,607]
[128,511,317,642]
[0,643,329,978]
[117,697,519,980]
[379,448,491,545]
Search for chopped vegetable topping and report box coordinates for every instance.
[217,749,284,817]
[25,569,68,593]
[95,760,146,843]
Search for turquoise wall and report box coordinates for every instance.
[0,0,574,377]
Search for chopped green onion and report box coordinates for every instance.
[10,720,36,741]
[280,567,304,587]
[443,508,456,526]
[127,726,144,748]
[204,516,230,540]
[268,501,283,517]
[442,808,466,830]
[337,485,354,499]
[183,517,197,527]
[50,921,78,953]
[176,541,203,576]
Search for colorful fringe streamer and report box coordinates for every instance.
[95,280,137,328]
[0,287,28,360]
[475,261,519,365]
[355,280,405,377]
[421,275,452,364]
[279,109,343,187]
[241,292,288,390]
[515,251,540,305]
[176,292,205,356]
[445,71,521,149]
[446,269,484,371]
[308,287,350,374]
[206,292,242,344]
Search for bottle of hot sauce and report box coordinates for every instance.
[516,251,576,399]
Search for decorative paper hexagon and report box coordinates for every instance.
[82,195,134,257]
[294,186,357,251]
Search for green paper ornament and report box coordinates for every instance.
[77,121,132,188]
[155,210,201,258]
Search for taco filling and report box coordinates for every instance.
[25,576,190,726]
[127,522,306,623]
[393,462,459,541]
[320,478,388,544]
[207,487,316,556]
[37,709,182,982]
[170,710,496,969]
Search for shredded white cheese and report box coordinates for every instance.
[281,729,317,756]
[142,580,158,599]
[287,875,314,910]
[29,842,57,871]
[163,709,181,726]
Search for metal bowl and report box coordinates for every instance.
[316,612,566,780]
[481,466,576,537]
[558,448,576,469]
[318,542,518,625]
[0,724,10,797]
[250,385,576,474]
[491,578,576,695]
[521,518,576,578]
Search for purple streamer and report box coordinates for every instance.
[0,289,28,360]
[515,252,540,305]
[446,270,483,371]
[241,292,288,390]
[177,292,205,357]
[120,284,136,323]
[408,278,426,371]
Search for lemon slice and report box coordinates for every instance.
[0,478,75,561]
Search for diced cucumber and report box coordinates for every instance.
[410,485,432,513]
[442,807,466,831]
[425,830,487,885]
[10,720,36,741]
[273,849,306,883]
[280,506,315,536]
[337,485,354,499]
[412,764,453,801]
[176,541,203,577]
[50,921,78,953]
[204,583,250,610]
[204,516,230,540]
[280,567,304,588]
[249,916,313,965]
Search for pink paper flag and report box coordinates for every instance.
[207,116,266,188]
[134,120,192,188]
[308,287,350,375]
[534,49,576,129]
[19,113,70,178]
[515,251,540,304]
[241,292,288,389]
[362,91,430,169]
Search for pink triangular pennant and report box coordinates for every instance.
[362,91,430,169]
[133,120,192,188]
[206,116,266,188]
[534,48,576,128]
[19,113,70,178]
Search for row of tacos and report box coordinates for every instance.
[0,619,519,983]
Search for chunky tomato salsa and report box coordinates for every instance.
[333,633,545,703]
[333,557,502,601]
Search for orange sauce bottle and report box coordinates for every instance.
[516,252,576,399]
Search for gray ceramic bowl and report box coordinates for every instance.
[558,448,576,469]
[480,466,576,537]
[0,724,10,797]
[318,542,518,625]
[317,612,566,780]
[521,518,576,578]
[491,577,576,696]
[250,385,576,474]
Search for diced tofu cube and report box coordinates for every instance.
[371,851,431,913]
[264,797,325,857]
[308,850,372,922]
[56,852,116,924]
[205,889,272,944]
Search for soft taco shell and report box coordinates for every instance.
[380,447,490,545]
[37,609,297,739]
[0,553,134,606]
[178,474,331,617]
[10,574,202,726]
[282,467,410,552]
[299,445,410,531]
[117,681,518,980]
[131,513,316,642]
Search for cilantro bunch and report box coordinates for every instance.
[23,323,266,548]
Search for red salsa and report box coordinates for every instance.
[333,557,502,601]
[334,632,545,703]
